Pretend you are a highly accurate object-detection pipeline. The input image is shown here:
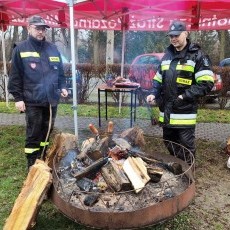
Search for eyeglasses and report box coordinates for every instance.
[30,25,47,32]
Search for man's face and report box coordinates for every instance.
[169,31,188,51]
[28,25,47,40]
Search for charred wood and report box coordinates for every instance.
[45,133,77,168]
[128,150,183,175]
[76,178,96,192]
[72,157,108,180]
[84,193,100,206]
[147,166,164,183]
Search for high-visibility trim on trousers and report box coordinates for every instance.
[24,148,40,154]
[40,141,49,147]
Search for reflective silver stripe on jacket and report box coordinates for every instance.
[20,52,40,58]
[170,114,197,119]
[161,60,171,71]
[154,71,162,83]
[158,112,197,125]
[195,70,214,82]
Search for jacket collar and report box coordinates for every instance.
[28,35,45,49]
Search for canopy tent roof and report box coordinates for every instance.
[1,0,230,31]
[0,0,67,28]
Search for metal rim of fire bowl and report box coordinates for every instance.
[50,136,196,229]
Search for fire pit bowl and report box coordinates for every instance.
[50,135,195,229]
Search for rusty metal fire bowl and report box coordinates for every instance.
[50,135,195,229]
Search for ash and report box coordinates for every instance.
[54,150,190,213]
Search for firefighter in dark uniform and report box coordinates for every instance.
[8,15,68,169]
[147,20,214,164]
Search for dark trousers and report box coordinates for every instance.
[163,127,195,164]
[25,105,57,165]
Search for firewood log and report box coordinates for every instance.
[129,150,183,175]
[78,136,109,161]
[45,132,77,168]
[147,166,164,183]
[101,160,131,192]
[132,157,149,180]
[77,137,95,160]
[101,164,121,191]
[88,136,109,160]
[107,121,114,134]
[3,160,52,230]
[123,157,150,193]
[120,126,146,147]
[110,137,132,151]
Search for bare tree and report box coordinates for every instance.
[93,31,100,64]
[218,30,230,60]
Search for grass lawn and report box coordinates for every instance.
[0,125,229,230]
[1,101,230,123]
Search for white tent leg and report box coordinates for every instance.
[68,0,78,138]
[119,27,126,114]
[118,92,122,114]
[1,28,9,107]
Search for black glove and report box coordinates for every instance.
[173,97,184,108]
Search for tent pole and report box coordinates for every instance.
[121,28,125,78]
[119,8,128,114]
[1,28,9,107]
[68,0,78,139]
[119,27,126,114]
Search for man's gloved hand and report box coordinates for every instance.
[146,95,155,105]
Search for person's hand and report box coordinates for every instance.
[146,95,155,104]
[61,89,68,97]
[15,101,26,112]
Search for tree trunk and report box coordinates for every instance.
[106,30,114,73]
[219,31,225,60]
[93,31,99,64]
[74,29,79,63]
[8,26,18,61]
[218,30,230,59]
[51,28,55,43]
[21,26,28,41]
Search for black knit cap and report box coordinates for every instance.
[168,20,186,36]
[28,15,50,28]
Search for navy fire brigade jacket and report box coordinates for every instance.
[8,35,66,106]
[151,40,214,128]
